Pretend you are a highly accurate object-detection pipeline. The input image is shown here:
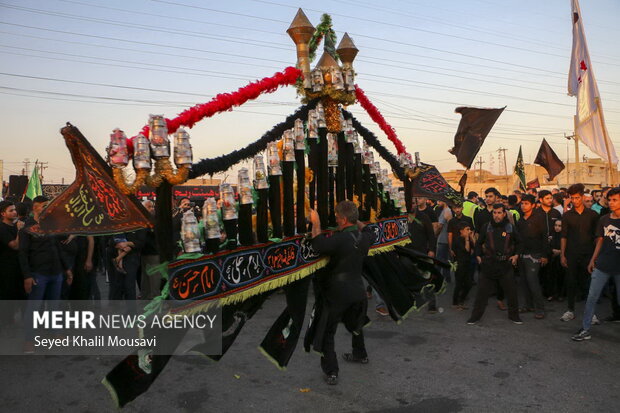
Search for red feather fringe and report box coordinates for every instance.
[129,67,302,151]
[354,85,407,155]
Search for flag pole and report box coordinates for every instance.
[596,98,616,186]
[573,116,580,184]
[21,159,38,202]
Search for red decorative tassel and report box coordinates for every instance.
[354,85,407,155]
[130,67,302,149]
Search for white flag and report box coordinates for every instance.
[568,0,617,164]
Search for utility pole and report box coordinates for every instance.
[475,156,485,183]
[22,158,31,176]
[38,162,48,183]
[564,133,576,183]
[497,147,508,193]
[572,115,580,184]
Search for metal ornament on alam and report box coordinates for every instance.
[220,183,238,220]
[181,210,201,253]
[253,154,269,189]
[238,168,253,205]
[203,197,221,239]
[294,119,305,150]
[283,130,296,161]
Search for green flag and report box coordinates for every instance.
[514,146,526,191]
[25,164,42,200]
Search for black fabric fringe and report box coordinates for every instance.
[189,100,318,178]
[362,164,371,221]
[354,153,363,217]
[282,161,295,237]
[256,188,269,243]
[154,182,174,262]
[336,132,346,202]
[269,175,283,238]
[404,178,413,213]
[328,167,336,227]
[238,203,253,246]
[316,128,329,228]
[222,218,238,249]
[307,138,318,209]
[345,141,355,201]
[295,149,307,234]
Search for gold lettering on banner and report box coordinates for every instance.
[64,184,104,227]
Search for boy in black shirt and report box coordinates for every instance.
[560,184,600,322]
[452,222,473,309]
[0,201,26,330]
[572,187,620,341]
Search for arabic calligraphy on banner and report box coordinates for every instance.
[42,184,70,199]
[34,124,153,236]
[136,185,238,200]
[168,216,410,305]
[409,163,463,206]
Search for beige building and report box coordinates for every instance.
[443,158,617,195]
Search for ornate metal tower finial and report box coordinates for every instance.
[287,8,315,89]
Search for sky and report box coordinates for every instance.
[1,0,619,184]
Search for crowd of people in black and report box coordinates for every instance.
[399,184,620,342]
[0,183,618,356]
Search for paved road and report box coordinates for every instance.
[1,283,618,413]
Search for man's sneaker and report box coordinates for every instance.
[466,318,479,325]
[375,306,389,317]
[324,374,338,385]
[509,317,523,325]
[603,315,620,323]
[591,315,601,325]
[560,311,575,322]
[571,329,591,341]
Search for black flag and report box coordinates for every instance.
[534,138,565,181]
[449,106,505,169]
[406,163,463,206]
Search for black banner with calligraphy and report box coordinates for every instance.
[42,184,70,200]
[136,185,237,201]
[168,216,411,312]
[406,163,463,206]
[33,123,153,236]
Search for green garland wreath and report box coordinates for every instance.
[308,14,339,63]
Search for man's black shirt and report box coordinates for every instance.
[0,222,20,275]
[418,206,437,223]
[561,207,599,255]
[474,207,493,234]
[475,218,519,259]
[312,226,373,278]
[516,209,550,257]
[539,206,562,238]
[408,212,436,254]
[18,217,67,278]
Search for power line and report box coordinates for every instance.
[3,15,620,90]
[0,4,290,51]
[8,26,619,101]
[5,44,619,118]
[333,0,620,62]
[0,25,291,65]
[243,0,620,66]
